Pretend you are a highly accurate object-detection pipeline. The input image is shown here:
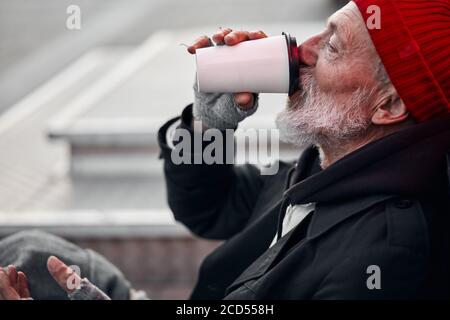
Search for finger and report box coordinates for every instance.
[0,269,20,300]
[234,92,255,109]
[47,256,81,294]
[212,28,232,45]
[187,35,213,54]
[7,265,18,290]
[224,31,250,46]
[17,272,31,299]
[248,30,268,40]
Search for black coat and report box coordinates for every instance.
[158,105,450,299]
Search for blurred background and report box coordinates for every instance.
[0,0,344,299]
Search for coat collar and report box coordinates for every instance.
[307,194,394,239]
[284,114,450,205]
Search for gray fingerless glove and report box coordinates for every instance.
[193,80,259,130]
[67,278,111,300]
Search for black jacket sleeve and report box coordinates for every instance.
[158,104,266,240]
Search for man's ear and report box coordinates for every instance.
[371,90,409,125]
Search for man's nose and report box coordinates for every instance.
[298,35,321,67]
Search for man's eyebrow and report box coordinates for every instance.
[325,17,349,46]
[326,17,336,30]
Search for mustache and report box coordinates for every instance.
[288,67,315,108]
[299,68,315,93]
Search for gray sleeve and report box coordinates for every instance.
[0,230,132,300]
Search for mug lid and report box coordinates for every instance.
[283,32,299,96]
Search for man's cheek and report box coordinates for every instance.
[316,65,358,93]
[314,72,340,93]
[312,61,339,90]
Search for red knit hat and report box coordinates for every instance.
[353,0,450,122]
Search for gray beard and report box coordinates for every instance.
[276,69,372,150]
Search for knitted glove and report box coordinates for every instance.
[192,79,259,130]
[67,278,111,300]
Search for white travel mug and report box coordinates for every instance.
[195,32,299,96]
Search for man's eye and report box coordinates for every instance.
[326,40,338,53]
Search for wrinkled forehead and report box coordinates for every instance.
[327,2,369,46]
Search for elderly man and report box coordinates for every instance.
[1,0,449,300]
[159,0,450,299]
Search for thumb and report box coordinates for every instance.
[234,92,255,110]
